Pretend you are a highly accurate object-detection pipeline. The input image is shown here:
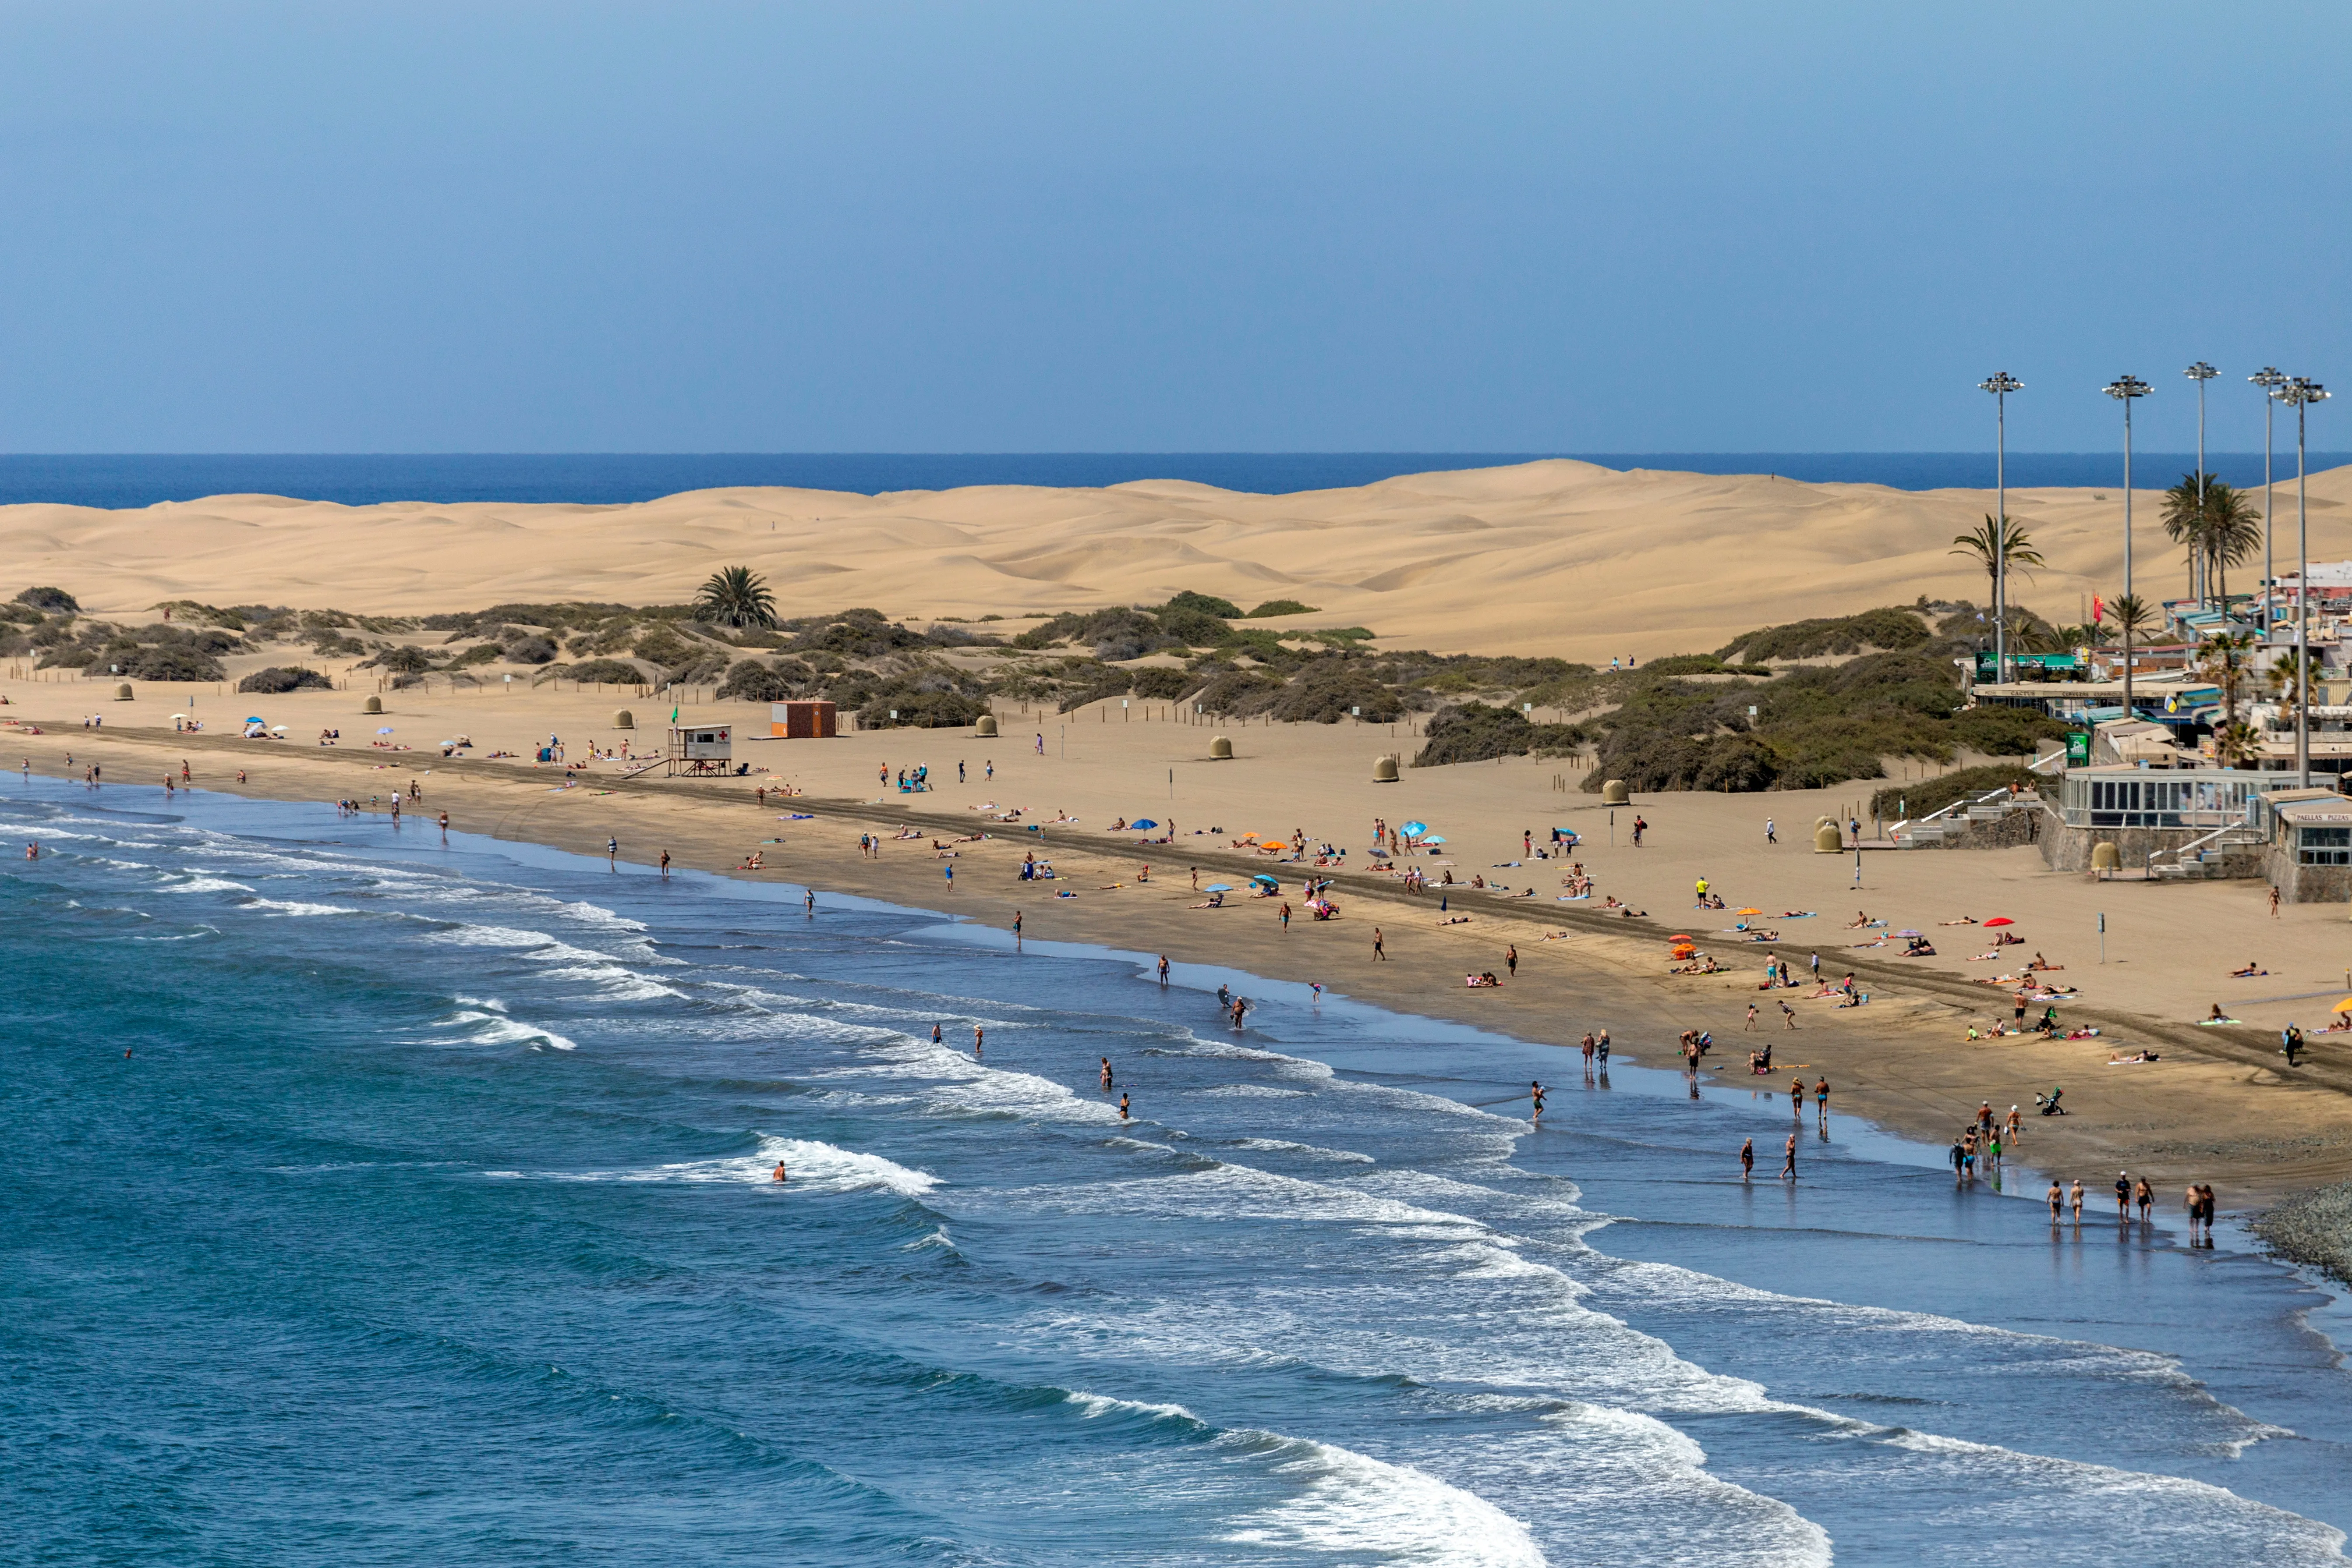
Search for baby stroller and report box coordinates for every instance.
[2035,1085,2067,1116]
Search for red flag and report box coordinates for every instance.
[2091,595,2105,624]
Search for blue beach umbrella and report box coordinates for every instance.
[1250,873,1279,888]
[1401,820,1429,836]
[1204,883,1234,892]
[1131,818,1158,829]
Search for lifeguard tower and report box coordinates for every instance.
[667,724,734,776]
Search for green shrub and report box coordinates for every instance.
[1952,705,2071,757]
[569,658,647,686]
[126,644,225,682]
[14,586,78,613]
[237,665,331,694]
[1163,589,1244,619]
[1414,703,1583,766]
[1131,666,1194,701]
[1248,599,1319,617]
[1717,608,1932,663]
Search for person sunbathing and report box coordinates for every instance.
[1903,937,1937,956]
[1845,911,1871,928]
[2026,952,2061,971]
[2228,961,2269,977]
[1439,914,1472,926]
[2207,1003,2232,1021]
[2108,1049,2160,1064]
[737,850,764,870]
[1992,931,2023,946]
[1465,972,1500,987]
[1190,892,1226,908]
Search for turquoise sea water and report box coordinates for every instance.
[6,777,2350,1566]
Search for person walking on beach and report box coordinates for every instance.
[1745,1002,1758,1031]
[1949,1136,1966,1186]
[1781,1132,1797,1181]
[2069,1179,2084,1223]
[2184,1182,2203,1243]
[2114,1172,2130,1221]
[1814,1076,1829,1129]
[1765,818,1776,844]
[1505,944,1517,980]
[2048,1180,2062,1223]
[439,811,449,842]
[1279,902,1291,930]
[606,836,618,870]
[943,864,954,887]
[659,849,669,879]
[2135,1177,2153,1223]
[1779,1000,1798,1030]
[1740,1138,1754,1182]
[1157,954,1169,984]
[2270,885,2281,918]
[1788,1076,1804,1120]
[1013,910,1024,941]
[1596,1028,1609,1068]
[1530,1081,1546,1120]
[1631,815,1647,848]
[1372,927,1386,961]
[804,888,816,915]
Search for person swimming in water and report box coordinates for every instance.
[1100,1057,1114,1091]
[1118,1093,1130,1121]
[772,1158,787,1184]
[973,1025,984,1060]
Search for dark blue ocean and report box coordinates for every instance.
[7,775,2352,1566]
[2,453,2346,508]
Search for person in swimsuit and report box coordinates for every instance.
[1781,1132,1797,1181]
[1789,1076,1804,1119]
[1813,1077,1829,1127]
[1596,1030,1609,1067]
[1530,1081,1546,1120]
[1506,944,1517,980]
[1157,955,1170,984]
[2135,1177,2153,1222]
[772,1159,788,1183]
[2114,1172,2131,1221]
[1740,1138,1754,1182]
[1100,1057,1114,1091]
[931,1023,943,1044]
[1118,1093,1130,1121]
[2069,1179,2084,1222]
[2048,1180,2063,1222]
[973,1025,983,1060]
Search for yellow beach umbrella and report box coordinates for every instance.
[2332,997,2352,1014]
[1737,906,1763,916]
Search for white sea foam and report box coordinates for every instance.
[162,874,253,895]
[1230,1137,1376,1163]
[1221,1430,1545,1568]
[434,1010,578,1051]
[247,899,359,917]
[1200,1083,1308,1098]
[503,1135,939,1195]
[538,963,683,1002]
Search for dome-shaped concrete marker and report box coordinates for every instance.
[612,708,634,729]
[114,682,133,701]
[1372,754,1400,782]
[363,695,383,714]
[975,714,998,737]
[1600,779,1630,805]
[2090,842,2121,873]
[1210,735,1234,759]
[1814,821,1845,853]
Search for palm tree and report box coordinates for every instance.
[2197,481,2262,618]
[1949,516,2047,595]
[694,566,778,630]
[2107,593,2154,719]
[2161,473,2209,607]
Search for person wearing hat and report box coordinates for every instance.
[2114,1172,2131,1221]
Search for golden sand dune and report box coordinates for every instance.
[14,459,2351,658]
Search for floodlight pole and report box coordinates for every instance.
[2253,367,2288,637]
[2283,378,2330,786]
[2104,377,2151,602]
[1981,372,2023,683]
[2186,362,2217,609]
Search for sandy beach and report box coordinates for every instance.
[16,673,2351,1209]
[8,459,2351,660]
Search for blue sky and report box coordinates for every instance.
[0,2,2343,453]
